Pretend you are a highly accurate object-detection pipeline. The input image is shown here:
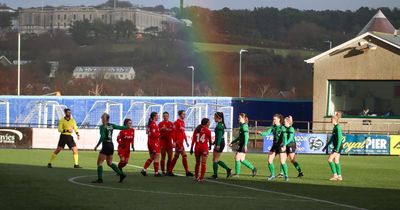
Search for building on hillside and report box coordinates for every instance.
[305,10,400,134]
[0,5,15,13]
[18,6,183,34]
[72,66,135,80]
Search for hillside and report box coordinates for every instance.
[0,6,398,98]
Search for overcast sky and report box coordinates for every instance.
[3,0,400,10]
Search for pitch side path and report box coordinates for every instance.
[0,150,399,210]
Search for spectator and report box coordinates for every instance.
[360,108,370,116]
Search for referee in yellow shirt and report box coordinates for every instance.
[47,108,82,168]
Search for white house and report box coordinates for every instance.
[72,66,135,80]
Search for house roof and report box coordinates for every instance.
[372,31,400,46]
[73,66,134,73]
[305,32,400,64]
[358,10,396,35]
[306,10,400,64]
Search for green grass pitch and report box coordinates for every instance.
[0,149,399,210]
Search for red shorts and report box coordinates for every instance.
[174,140,185,152]
[195,148,209,156]
[160,139,173,151]
[118,149,131,159]
[148,142,160,154]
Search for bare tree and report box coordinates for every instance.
[88,69,106,96]
[258,83,270,98]
[135,88,144,96]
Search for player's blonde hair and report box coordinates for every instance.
[332,111,342,123]
[239,113,249,123]
[285,115,293,126]
[102,113,110,121]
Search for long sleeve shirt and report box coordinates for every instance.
[95,123,127,147]
[285,126,295,146]
[327,124,343,151]
[260,125,287,146]
[231,123,249,148]
[214,122,225,146]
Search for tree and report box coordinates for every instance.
[88,69,107,96]
[287,21,325,49]
[69,19,92,45]
[258,83,271,98]
[115,20,137,40]
[0,12,13,29]
[92,19,112,39]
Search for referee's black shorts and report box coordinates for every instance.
[57,134,76,149]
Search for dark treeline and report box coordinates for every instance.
[182,6,400,50]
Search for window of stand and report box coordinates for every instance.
[327,80,400,118]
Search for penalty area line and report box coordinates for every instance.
[126,164,367,210]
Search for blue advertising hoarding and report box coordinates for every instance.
[262,133,390,155]
[339,134,390,155]
[263,133,327,154]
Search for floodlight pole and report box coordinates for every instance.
[17,32,21,96]
[239,49,247,98]
[187,66,195,97]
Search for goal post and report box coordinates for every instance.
[80,100,124,128]
[0,100,10,127]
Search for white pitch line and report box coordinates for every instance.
[125,163,367,210]
[69,174,288,201]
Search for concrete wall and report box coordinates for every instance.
[312,35,400,133]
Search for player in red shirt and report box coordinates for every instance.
[158,112,174,175]
[141,112,162,177]
[190,118,212,182]
[167,110,194,177]
[117,118,135,173]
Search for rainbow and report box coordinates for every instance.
[182,6,240,96]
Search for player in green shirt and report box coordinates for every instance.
[92,113,128,183]
[229,113,257,177]
[210,112,232,179]
[258,114,289,181]
[322,112,344,181]
[277,116,303,178]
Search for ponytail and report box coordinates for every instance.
[196,118,210,133]
[239,113,249,124]
[215,112,226,129]
[147,112,158,128]
[333,111,343,123]
[195,124,203,133]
